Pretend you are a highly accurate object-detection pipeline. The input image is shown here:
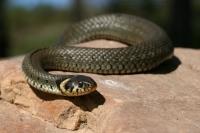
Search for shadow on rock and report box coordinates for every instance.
[31,87,105,112]
[147,56,181,74]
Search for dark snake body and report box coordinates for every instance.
[22,14,173,96]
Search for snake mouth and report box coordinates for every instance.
[59,75,97,96]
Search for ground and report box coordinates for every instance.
[0,40,200,133]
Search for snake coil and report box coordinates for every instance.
[22,14,173,96]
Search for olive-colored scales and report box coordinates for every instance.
[22,14,173,96]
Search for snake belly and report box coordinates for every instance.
[22,14,173,96]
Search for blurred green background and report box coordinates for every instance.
[0,0,199,57]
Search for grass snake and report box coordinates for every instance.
[22,14,174,96]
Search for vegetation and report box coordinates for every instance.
[1,0,200,57]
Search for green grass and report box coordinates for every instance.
[9,22,68,56]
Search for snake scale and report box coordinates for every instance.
[22,14,173,96]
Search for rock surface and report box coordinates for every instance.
[0,40,200,133]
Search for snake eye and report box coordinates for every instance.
[78,82,84,88]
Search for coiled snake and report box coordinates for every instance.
[22,14,173,96]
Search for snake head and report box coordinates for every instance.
[59,75,97,96]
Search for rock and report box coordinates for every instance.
[0,40,200,133]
